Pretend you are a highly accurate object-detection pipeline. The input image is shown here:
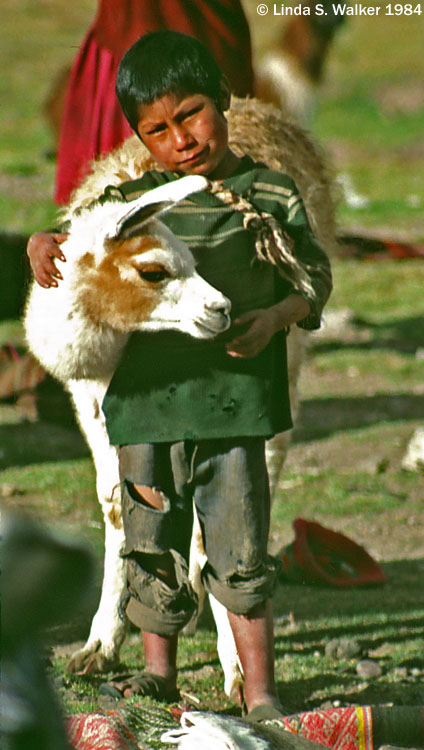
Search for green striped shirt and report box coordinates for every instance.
[102,156,332,445]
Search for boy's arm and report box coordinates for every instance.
[26,177,155,288]
[227,171,333,358]
[26,232,69,288]
[26,185,126,287]
[284,222,332,331]
[226,294,310,358]
[248,170,333,331]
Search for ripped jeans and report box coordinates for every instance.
[119,437,279,636]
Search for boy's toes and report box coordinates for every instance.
[99,671,180,702]
[244,703,292,723]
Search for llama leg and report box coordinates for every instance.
[67,503,127,673]
[186,504,207,634]
[265,432,292,499]
[66,380,127,673]
[208,594,244,700]
[266,327,308,497]
[188,507,243,698]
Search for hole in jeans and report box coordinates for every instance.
[127,482,165,511]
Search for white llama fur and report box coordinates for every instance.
[25,97,337,696]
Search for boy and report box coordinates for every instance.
[27,31,332,718]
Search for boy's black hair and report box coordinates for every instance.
[116,30,226,132]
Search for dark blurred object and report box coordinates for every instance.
[0,232,30,320]
[339,232,424,260]
[0,513,95,750]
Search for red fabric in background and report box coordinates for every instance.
[279,518,386,587]
[55,0,254,204]
[93,0,253,95]
[54,32,133,205]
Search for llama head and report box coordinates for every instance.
[71,176,231,339]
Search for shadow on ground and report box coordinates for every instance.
[294,393,424,443]
[313,314,424,355]
[272,558,424,623]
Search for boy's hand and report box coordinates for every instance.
[26,232,68,288]
[226,294,311,358]
[226,309,277,358]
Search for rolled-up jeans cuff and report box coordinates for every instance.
[123,549,198,636]
[202,556,280,615]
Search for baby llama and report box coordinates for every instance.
[24,174,231,674]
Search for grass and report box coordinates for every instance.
[1,0,93,231]
[274,468,408,516]
[313,15,424,232]
[1,458,97,516]
[329,260,424,319]
[1,1,424,743]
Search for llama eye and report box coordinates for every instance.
[138,268,170,283]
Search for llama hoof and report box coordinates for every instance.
[66,649,120,675]
[230,680,245,707]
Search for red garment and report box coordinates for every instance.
[55,0,254,204]
[55,31,133,205]
[93,0,253,95]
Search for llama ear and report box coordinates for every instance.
[114,174,210,240]
[115,200,174,240]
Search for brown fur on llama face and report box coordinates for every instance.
[75,226,231,336]
[75,237,162,330]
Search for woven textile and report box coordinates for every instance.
[66,706,374,750]
[66,712,142,750]
[282,707,373,750]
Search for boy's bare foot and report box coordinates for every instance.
[245,703,292,722]
[99,670,180,701]
[100,630,180,700]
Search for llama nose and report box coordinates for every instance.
[207,297,231,316]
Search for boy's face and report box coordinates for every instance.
[136,91,235,180]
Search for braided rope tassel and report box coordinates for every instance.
[209,182,315,301]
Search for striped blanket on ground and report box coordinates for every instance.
[66,705,374,750]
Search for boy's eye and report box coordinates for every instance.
[182,104,203,120]
[145,123,166,136]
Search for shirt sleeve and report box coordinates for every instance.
[247,170,333,330]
